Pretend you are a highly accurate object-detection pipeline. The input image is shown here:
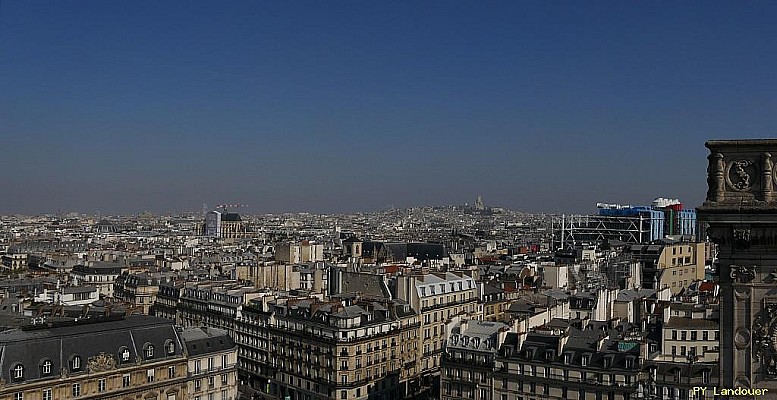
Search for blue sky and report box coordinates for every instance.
[2,1,776,214]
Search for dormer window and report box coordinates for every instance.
[71,356,82,371]
[545,350,553,361]
[121,348,131,362]
[563,353,571,364]
[582,355,589,367]
[145,344,155,359]
[12,364,24,381]
[166,340,176,355]
[625,357,634,369]
[41,360,52,375]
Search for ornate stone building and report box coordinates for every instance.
[0,315,237,400]
[697,139,777,390]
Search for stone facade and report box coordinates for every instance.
[697,139,777,389]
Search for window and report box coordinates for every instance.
[341,390,347,399]
[42,389,52,400]
[72,383,81,397]
[98,378,106,392]
[221,373,228,385]
[13,393,22,400]
[41,360,52,375]
[72,356,81,371]
[12,364,24,380]
[672,330,677,340]
[221,354,228,367]
[582,355,589,367]
[147,368,155,383]
[146,345,155,359]
[121,348,131,362]
[168,365,176,379]
[195,379,202,390]
[208,376,215,387]
[703,331,709,341]
[167,340,176,355]
[123,374,131,387]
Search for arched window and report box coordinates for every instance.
[145,344,155,359]
[12,364,24,380]
[41,360,52,375]
[120,347,131,362]
[71,356,82,371]
[166,340,176,355]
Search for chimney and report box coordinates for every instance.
[558,331,569,355]
[497,327,509,349]
[516,331,528,352]
[596,333,608,352]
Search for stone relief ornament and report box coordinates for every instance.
[730,264,756,283]
[733,228,752,249]
[764,153,774,201]
[735,328,751,350]
[87,353,117,373]
[735,288,751,301]
[727,159,757,191]
[735,375,752,388]
[753,302,777,377]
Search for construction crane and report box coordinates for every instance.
[215,203,248,213]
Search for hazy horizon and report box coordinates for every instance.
[3,2,776,215]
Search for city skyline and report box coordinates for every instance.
[2,1,777,214]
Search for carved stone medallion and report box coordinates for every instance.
[727,159,758,191]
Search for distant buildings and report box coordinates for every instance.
[556,198,697,248]
[204,210,247,239]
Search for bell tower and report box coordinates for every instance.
[697,139,777,389]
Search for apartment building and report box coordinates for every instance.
[395,272,479,385]
[182,326,238,400]
[239,296,420,400]
[441,319,510,400]
[114,271,178,314]
[662,317,719,362]
[69,262,124,298]
[629,241,705,295]
[493,319,646,400]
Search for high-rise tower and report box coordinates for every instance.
[697,140,777,389]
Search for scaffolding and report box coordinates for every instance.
[554,214,652,249]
